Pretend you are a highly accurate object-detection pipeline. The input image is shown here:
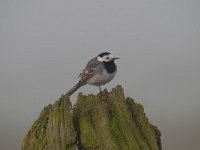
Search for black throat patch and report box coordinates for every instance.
[103,60,116,74]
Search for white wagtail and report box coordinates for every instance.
[66,52,119,96]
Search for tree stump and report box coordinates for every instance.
[22,85,161,150]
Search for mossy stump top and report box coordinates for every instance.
[22,85,161,150]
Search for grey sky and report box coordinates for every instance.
[0,0,200,149]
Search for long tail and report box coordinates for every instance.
[66,82,83,96]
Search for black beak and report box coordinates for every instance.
[114,57,120,60]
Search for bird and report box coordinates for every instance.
[66,52,119,96]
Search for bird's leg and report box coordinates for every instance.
[99,86,102,93]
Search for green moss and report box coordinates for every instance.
[22,105,51,150]
[22,96,76,150]
[110,110,128,149]
[47,95,76,150]
[79,116,101,148]
[90,96,119,150]
[22,85,161,150]
[74,93,101,149]
[127,97,160,150]
[111,86,142,150]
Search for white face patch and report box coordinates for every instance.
[97,56,104,62]
[97,54,114,62]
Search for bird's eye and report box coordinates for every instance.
[106,57,109,59]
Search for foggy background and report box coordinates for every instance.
[0,0,199,149]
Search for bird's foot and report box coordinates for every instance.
[98,88,109,102]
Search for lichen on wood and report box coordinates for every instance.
[22,85,161,150]
[22,96,76,150]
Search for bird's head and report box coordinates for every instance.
[97,52,119,62]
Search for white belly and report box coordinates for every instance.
[87,70,117,86]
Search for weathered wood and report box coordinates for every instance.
[22,85,161,150]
